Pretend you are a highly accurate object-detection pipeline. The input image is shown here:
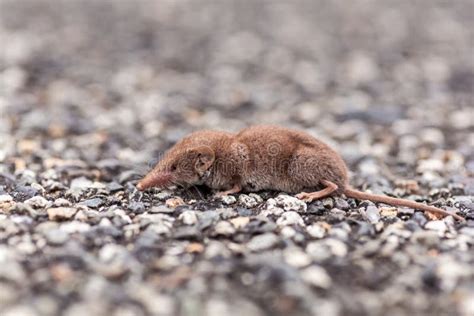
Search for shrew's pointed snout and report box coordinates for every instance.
[136,170,172,191]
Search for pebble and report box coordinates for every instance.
[70,177,94,190]
[79,197,104,208]
[328,208,346,222]
[53,198,72,207]
[47,207,77,221]
[274,194,307,212]
[284,247,312,268]
[238,194,259,208]
[424,220,447,235]
[24,196,50,208]
[166,197,185,208]
[154,190,173,200]
[380,207,398,218]
[307,223,327,239]
[214,221,236,236]
[230,216,250,229]
[150,205,174,214]
[58,222,90,236]
[220,195,237,205]
[247,233,279,252]
[276,211,304,226]
[334,197,350,210]
[174,226,201,239]
[179,210,198,225]
[128,201,145,213]
[301,265,332,289]
[363,205,380,224]
[44,228,69,245]
[106,182,123,192]
[0,194,14,209]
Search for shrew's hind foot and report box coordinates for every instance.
[214,184,242,198]
[295,180,338,203]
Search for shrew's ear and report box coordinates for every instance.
[190,146,215,173]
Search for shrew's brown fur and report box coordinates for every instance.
[137,125,465,221]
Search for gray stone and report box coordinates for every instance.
[179,210,198,225]
[247,233,279,252]
[301,265,332,289]
[24,196,51,208]
[276,211,304,226]
[363,205,380,224]
[47,207,77,221]
[214,221,236,236]
[425,220,447,235]
[79,197,104,208]
[150,205,174,213]
[220,195,237,205]
[307,223,327,239]
[45,228,69,245]
[238,194,258,208]
[274,194,307,212]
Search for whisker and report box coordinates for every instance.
[192,185,204,200]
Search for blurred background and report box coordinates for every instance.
[0,1,473,316]
[1,0,472,173]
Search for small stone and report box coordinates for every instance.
[363,205,380,224]
[150,205,174,214]
[307,223,327,239]
[53,198,72,207]
[78,197,104,208]
[276,211,304,226]
[328,208,346,222]
[128,201,145,213]
[248,193,263,203]
[260,206,285,217]
[24,196,50,209]
[0,194,14,210]
[60,221,91,233]
[334,197,350,210]
[230,216,250,229]
[186,242,205,254]
[214,221,236,236]
[238,194,258,208]
[166,197,185,208]
[106,182,123,192]
[280,226,296,238]
[70,177,93,190]
[425,220,447,235]
[247,233,279,252]
[154,190,173,200]
[413,212,428,226]
[237,207,253,216]
[322,198,334,209]
[284,247,312,268]
[301,265,332,289]
[275,194,307,212]
[179,210,198,225]
[380,207,398,218]
[44,229,69,245]
[47,207,77,221]
[217,207,237,219]
[220,195,237,205]
[174,226,201,240]
[411,230,440,247]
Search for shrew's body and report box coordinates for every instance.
[137,125,464,221]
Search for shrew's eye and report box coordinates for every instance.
[171,164,177,171]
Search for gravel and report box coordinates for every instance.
[0,1,473,316]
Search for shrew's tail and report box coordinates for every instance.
[344,188,465,222]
